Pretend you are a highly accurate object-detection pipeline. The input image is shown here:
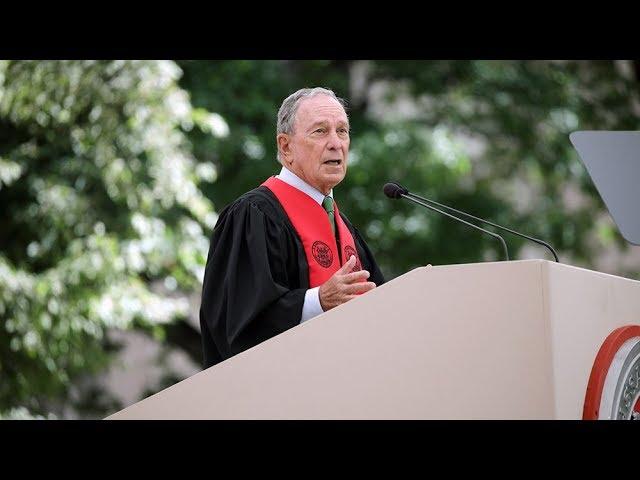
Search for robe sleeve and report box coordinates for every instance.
[199,199,306,368]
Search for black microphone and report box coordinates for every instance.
[385,182,559,262]
[384,182,510,261]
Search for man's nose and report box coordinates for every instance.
[326,130,342,149]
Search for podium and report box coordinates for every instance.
[106,260,640,419]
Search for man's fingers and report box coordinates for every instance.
[337,255,357,273]
[343,269,369,283]
[344,281,376,295]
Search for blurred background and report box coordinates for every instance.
[1,60,639,419]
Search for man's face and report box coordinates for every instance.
[278,95,350,195]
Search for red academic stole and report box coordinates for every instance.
[262,176,363,288]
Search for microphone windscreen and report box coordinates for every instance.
[383,182,407,199]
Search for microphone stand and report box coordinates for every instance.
[399,193,510,261]
[405,192,559,262]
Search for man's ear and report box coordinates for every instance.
[277,133,292,164]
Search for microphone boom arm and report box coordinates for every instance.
[400,193,510,261]
[406,192,559,262]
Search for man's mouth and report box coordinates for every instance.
[323,159,342,165]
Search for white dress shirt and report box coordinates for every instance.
[275,166,333,324]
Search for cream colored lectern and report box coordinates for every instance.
[107,260,640,420]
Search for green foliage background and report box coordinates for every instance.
[1,60,639,418]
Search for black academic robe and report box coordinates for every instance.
[199,185,385,369]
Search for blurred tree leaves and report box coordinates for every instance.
[0,61,222,417]
[366,60,640,266]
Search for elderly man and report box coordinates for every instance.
[199,87,385,368]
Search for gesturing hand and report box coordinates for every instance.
[318,255,376,311]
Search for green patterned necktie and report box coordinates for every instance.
[322,196,336,236]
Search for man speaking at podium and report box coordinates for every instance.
[200,87,385,368]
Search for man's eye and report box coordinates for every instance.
[315,128,325,134]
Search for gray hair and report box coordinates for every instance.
[276,87,348,163]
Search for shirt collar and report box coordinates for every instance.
[276,166,333,206]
